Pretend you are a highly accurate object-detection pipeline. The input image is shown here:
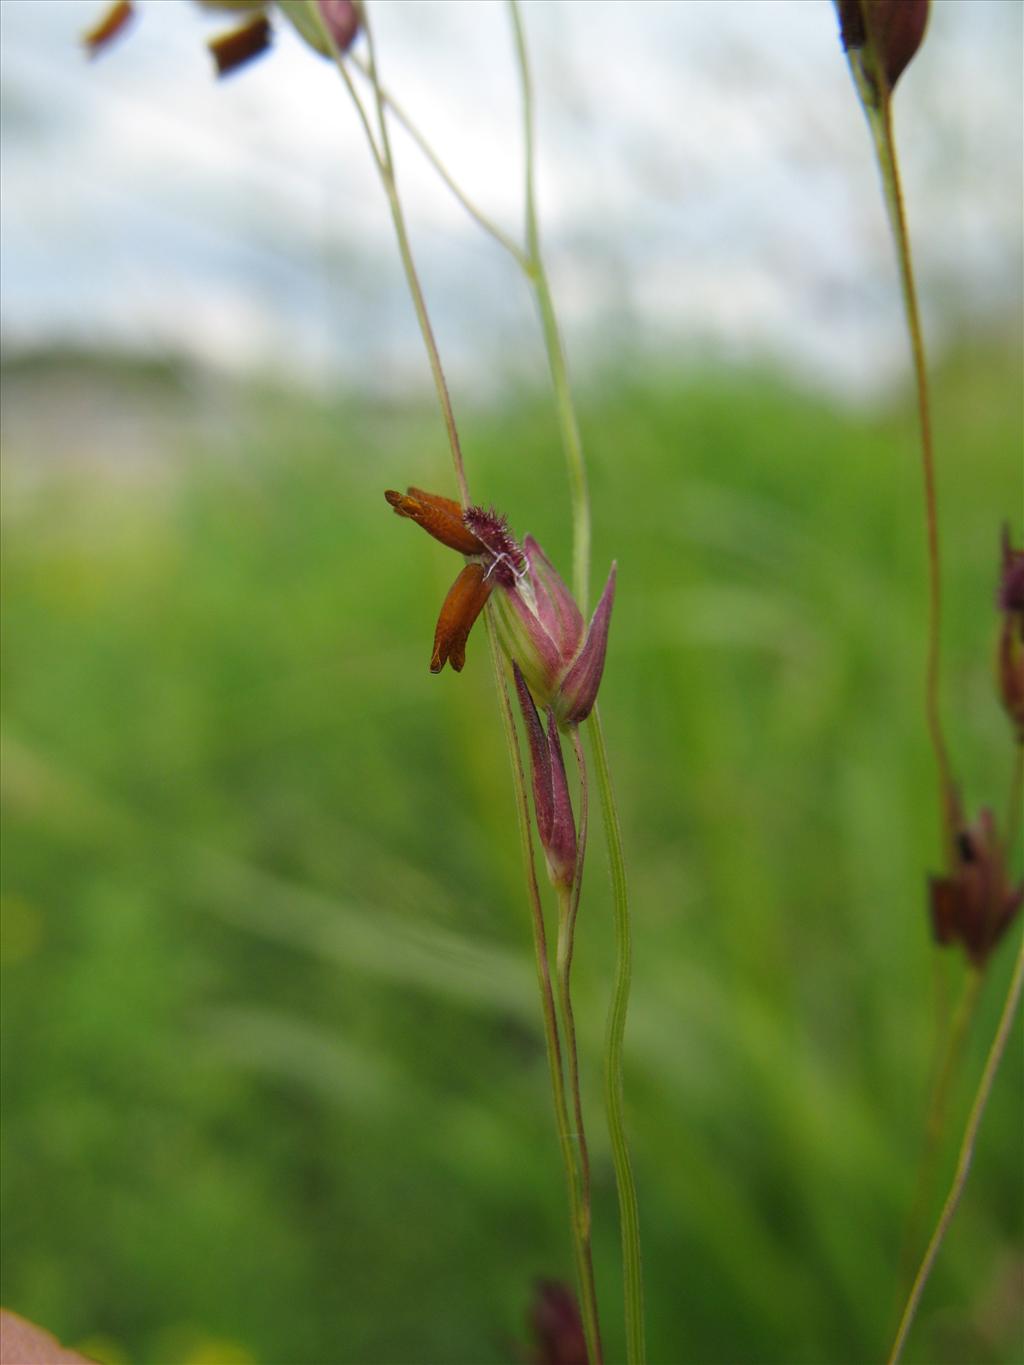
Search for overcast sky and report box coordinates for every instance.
[1,0,1021,399]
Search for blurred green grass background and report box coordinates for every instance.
[1,341,1021,1365]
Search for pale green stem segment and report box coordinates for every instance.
[887,930,1024,1365]
[312,2,609,1344]
[589,706,646,1365]
[312,0,471,504]
[556,728,603,1365]
[484,615,601,1362]
[317,4,643,1354]
[508,5,644,1355]
[508,0,591,613]
[894,966,982,1305]
[348,55,530,270]
[843,35,967,1344]
[847,22,955,856]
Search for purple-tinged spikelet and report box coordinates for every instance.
[834,0,929,100]
[930,807,1023,966]
[512,666,577,891]
[528,1279,588,1365]
[386,486,615,706]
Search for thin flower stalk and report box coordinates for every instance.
[887,928,1024,1365]
[486,615,602,1365]
[507,7,645,1356]
[511,668,603,1363]
[339,44,646,1355]
[348,54,530,270]
[893,965,982,1301]
[508,0,590,613]
[556,728,598,1344]
[835,15,1000,1329]
[554,872,603,1365]
[838,0,955,855]
[312,0,470,503]
[589,705,645,1365]
[309,2,604,1348]
[868,102,954,844]
[562,728,592,1225]
[317,62,644,1353]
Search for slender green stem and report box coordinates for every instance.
[567,725,591,1017]
[895,967,982,1302]
[559,734,592,1218]
[484,616,599,1358]
[555,876,603,1365]
[329,7,640,1354]
[354,0,389,162]
[318,0,471,503]
[508,0,592,610]
[852,46,954,855]
[309,5,384,170]
[888,931,1024,1365]
[588,707,646,1365]
[556,727,602,1363]
[348,56,530,269]
[922,967,982,1153]
[506,6,644,1355]
[316,5,599,1333]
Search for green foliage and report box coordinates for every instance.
[2,345,1021,1364]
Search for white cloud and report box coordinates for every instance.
[1,0,1020,397]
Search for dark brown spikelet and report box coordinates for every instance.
[208,14,273,78]
[529,1279,588,1365]
[83,0,135,55]
[835,0,929,94]
[929,808,1024,966]
[385,488,485,556]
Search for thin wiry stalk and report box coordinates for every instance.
[507,6,644,1356]
[319,6,643,1352]
[848,14,955,857]
[887,930,1024,1365]
[349,55,530,270]
[318,0,471,503]
[311,1,603,1340]
[310,9,384,169]
[589,706,646,1365]
[554,727,603,1364]
[894,966,982,1304]
[873,100,954,844]
[553,876,603,1365]
[484,615,600,1359]
[508,0,591,612]
[565,726,592,1218]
